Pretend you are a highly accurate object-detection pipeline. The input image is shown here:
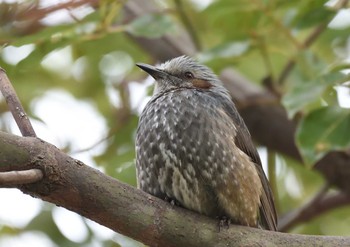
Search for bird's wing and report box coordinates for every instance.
[221,98,278,231]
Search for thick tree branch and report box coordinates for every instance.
[1,131,350,246]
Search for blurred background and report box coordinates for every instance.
[0,0,350,246]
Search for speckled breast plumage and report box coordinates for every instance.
[136,88,262,227]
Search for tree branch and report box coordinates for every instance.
[0,169,43,186]
[0,68,36,137]
[17,0,99,21]
[278,183,330,232]
[279,191,350,233]
[0,0,99,38]
[1,130,350,246]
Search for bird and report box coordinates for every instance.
[135,56,277,231]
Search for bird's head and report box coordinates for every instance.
[136,56,228,96]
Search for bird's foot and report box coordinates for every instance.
[164,196,181,207]
[217,216,231,231]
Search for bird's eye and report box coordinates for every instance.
[184,71,194,79]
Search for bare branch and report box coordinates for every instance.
[278,183,330,231]
[17,0,99,21]
[0,169,43,186]
[0,68,36,137]
[279,189,350,232]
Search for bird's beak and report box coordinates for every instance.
[136,63,168,80]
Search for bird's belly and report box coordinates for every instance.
[155,142,221,217]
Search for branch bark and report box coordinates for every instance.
[0,169,43,186]
[0,68,36,137]
[1,130,350,247]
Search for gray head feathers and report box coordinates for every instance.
[137,56,230,99]
[159,55,223,86]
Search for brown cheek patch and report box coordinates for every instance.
[192,79,212,89]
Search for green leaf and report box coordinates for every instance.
[282,71,345,117]
[198,41,250,62]
[290,1,335,29]
[12,25,79,47]
[202,0,263,40]
[296,106,350,166]
[329,62,350,73]
[281,50,348,118]
[314,26,350,62]
[125,14,176,38]
[26,208,78,246]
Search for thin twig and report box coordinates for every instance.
[276,60,296,86]
[69,132,113,154]
[17,0,99,21]
[0,169,43,186]
[278,183,331,232]
[173,0,201,51]
[0,68,36,137]
[71,80,132,155]
[303,22,329,48]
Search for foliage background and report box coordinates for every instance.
[0,0,350,246]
